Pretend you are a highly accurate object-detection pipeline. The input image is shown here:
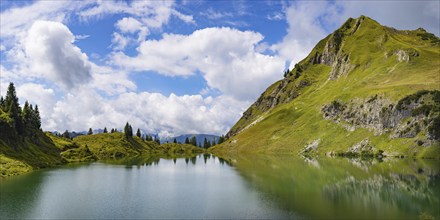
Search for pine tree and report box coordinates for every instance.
[103,127,108,133]
[190,136,197,146]
[124,122,133,137]
[0,96,4,111]
[173,138,177,143]
[155,137,160,145]
[184,137,190,144]
[218,135,225,144]
[136,128,141,138]
[5,82,23,134]
[88,128,93,135]
[34,105,41,129]
[62,130,70,139]
[22,101,31,128]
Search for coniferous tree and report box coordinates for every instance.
[190,136,197,146]
[155,137,160,145]
[124,122,133,137]
[184,137,190,144]
[173,138,177,143]
[218,135,225,144]
[22,101,31,129]
[103,127,108,133]
[0,96,4,111]
[5,82,23,134]
[33,105,41,129]
[88,128,93,135]
[136,128,141,138]
[110,128,115,133]
[62,130,70,139]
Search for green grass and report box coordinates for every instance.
[213,16,440,159]
[1,131,206,177]
[73,132,205,159]
[0,154,33,177]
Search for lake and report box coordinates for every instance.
[1,155,439,219]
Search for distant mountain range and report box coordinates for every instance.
[162,134,220,146]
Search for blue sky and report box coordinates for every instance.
[1,0,439,137]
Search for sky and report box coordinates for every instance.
[1,0,439,137]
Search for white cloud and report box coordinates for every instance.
[339,1,440,36]
[272,1,339,69]
[116,17,144,34]
[111,32,130,51]
[81,1,194,50]
[200,8,233,19]
[90,64,136,95]
[24,20,92,90]
[114,17,149,45]
[46,87,247,137]
[16,83,57,129]
[267,12,284,21]
[111,27,285,101]
[75,34,90,40]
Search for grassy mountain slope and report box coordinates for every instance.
[212,16,440,158]
[1,131,204,177]
[73,132,204,159]
[0,130,67,177]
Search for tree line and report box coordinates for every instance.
[0,83,41,138]
[0,82,228,148]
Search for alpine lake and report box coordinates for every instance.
[1,154,439,219]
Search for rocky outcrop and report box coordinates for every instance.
[322,90,440,141]
[301,139,320,154]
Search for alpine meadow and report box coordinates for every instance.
[1,1,439,220]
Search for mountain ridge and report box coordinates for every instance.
[215,15,439,158]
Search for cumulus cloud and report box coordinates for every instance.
[0,1,84,40]
[271,1,340,69]
[46,87,248,137]
[90,64,136,95]
[16,83,57,129]
[24,20,92,90]
[111,27,285,101]
[82,1,195,50]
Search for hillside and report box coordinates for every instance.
[212,16,440,158]
[0,83,204,177]
[72,132,204,159]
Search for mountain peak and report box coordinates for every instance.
[225,16,439,140]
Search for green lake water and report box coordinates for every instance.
[1,155,439,219]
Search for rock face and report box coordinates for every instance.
[321,90,440,141]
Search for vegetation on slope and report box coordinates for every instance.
[0,83,65,177]
[0,84,206,177]
[214,16,440,158]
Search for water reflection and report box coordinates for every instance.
[231,155,440,219]
[1,155,439,219]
